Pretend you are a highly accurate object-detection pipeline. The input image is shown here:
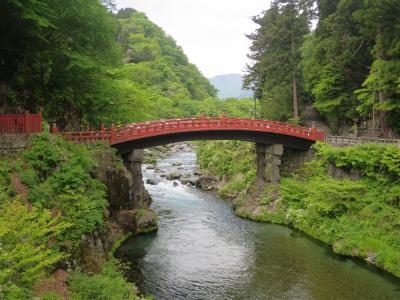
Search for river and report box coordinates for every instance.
[116,146,400,300]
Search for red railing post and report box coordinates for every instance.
[109,123,115,144]
[50,122,59,134]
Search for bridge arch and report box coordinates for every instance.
[62,117,325,188]
[108,117,325,154]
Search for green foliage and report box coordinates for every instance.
[314,142,400,179]
[68,260,142,300]
[278,164,400,277]
[301,0,371,130]
[0,160,14,204]
[0,134,144,298]
[356,59,400,133]
[95,9,218,124]
[199,139,400,277]
[197,140,256,181]
[42,292,64,300]
[20,133,108,244]
[0,200,69,299]
[300,0,400,134]
[276,143,400,277]
[244,0,310,121]
[197,140,256,197]
[0,0,122,127]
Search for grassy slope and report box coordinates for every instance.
[0,133,145,299]
[197,141,400,278]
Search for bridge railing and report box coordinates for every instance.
[326,135,400,146]
[58,117,325,144]
[61,130,111,143]
[111,117,325,144]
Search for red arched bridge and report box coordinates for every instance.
[60,117,326,154]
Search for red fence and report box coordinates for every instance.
[61,117,326,145]
[0,112,42,134]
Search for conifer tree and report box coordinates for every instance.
[244,0,310,122]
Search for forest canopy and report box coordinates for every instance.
[0,3,226,129]
[245,0,400,136]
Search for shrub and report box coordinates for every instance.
[68,261,141,300]
[0,200,69,299]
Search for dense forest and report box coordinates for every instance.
[0,1,254,129]
[244,0,400,137]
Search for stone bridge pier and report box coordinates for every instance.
[256,143,312,187]
[123,149,150,208]
[256,143,283,186]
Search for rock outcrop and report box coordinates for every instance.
[76,146,157,272]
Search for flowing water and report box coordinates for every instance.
[116,147,400,300]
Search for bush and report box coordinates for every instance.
[68,261,142,300]
[19,133,108,244]
[0,200,69,299]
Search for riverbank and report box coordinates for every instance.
[197,140,400,278]
[0,132,153,299]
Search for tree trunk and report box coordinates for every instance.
[292,73,299,120]
[376,25,389,137]
[291,30,299,121]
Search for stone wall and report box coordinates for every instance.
[327,163,362,181]
[0,134,30,154]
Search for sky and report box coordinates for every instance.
[114,0,271,78]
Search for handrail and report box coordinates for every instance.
[326,135,400,146]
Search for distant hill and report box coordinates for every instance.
[209,74,253,99]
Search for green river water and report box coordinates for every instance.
[116,149,400,300]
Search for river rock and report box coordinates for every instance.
[197,175,218,190]
[136,208,158,234]
[114,210,137,232]
[180,177,198,186]
[173,181,179,187]
[193,170,202,176]
[146,178,159,185]
[146,165,156,170]
[172,162,182,166]
[166,173,182,180]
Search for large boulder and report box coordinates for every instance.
[136,208,158,234]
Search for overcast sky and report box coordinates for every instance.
[114,0,271,78]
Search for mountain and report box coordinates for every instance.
[209,74,253,99]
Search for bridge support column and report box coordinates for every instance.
[125,149,148,208]
[256,143,267,187]
[256,143,283,188]
[266,144,283,185]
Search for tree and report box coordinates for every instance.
[354,0,400,136]
[301,0,372,132]
[244,0,310,122]
[0,0,123,128]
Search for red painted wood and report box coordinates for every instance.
[61,117,326,145]
[0,113,42,134]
